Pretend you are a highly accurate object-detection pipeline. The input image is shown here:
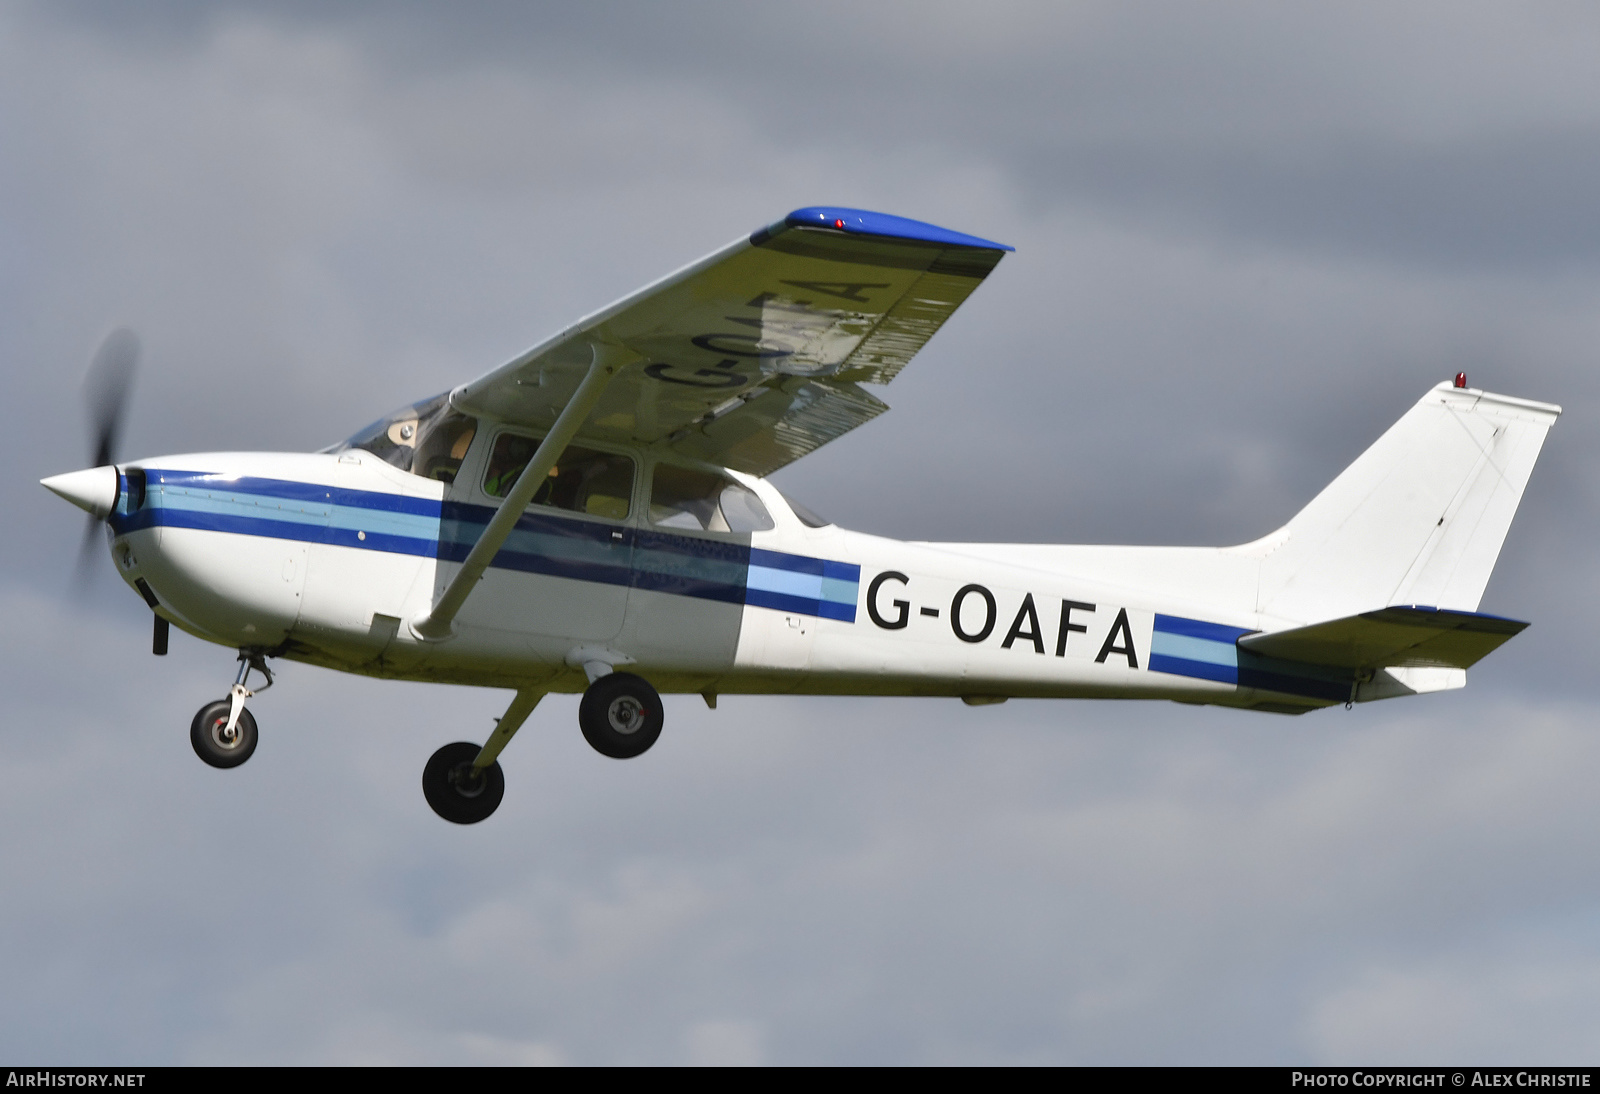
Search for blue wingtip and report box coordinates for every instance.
[780,207,1014,251]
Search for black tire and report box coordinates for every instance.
[190,699,258,769]
[579,672,663,759]
[422,741,505,824]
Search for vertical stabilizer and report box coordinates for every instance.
[1247,383,1560,624]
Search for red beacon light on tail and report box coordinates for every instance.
[1455,372,1468,389]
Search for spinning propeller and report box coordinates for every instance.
[76,328,139,579]
[41,329,169,652]
[38,329,140,585]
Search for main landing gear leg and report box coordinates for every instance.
[190,651,273,769]
[423,688,544,825]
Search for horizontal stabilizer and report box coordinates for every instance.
[1238,606,1527,671]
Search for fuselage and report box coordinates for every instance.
[102,441,1389,715]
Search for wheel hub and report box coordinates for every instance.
[606,696,646,734]
[447,761,487,798]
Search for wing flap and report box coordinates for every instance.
[1238,605,1528,671]
[668,377,889,476]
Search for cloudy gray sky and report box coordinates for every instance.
[4,0,1599,1064]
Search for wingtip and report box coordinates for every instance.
[776,207,1015,251]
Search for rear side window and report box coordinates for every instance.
[650,465,775,533]
[483,433,634,520]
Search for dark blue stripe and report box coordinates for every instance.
[1149,653,1238,685]
[822,559,861,583]
[634,527,751,566]
[750,547,822,575]
[1153,614,1253,643]
[817,600,857,623]
[746,589,823,616]
[109,508,160,535]
[440,505,632,587]
[325,527,436,557]
[1237,667,1350,703]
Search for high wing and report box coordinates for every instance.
[449,207,1012,476]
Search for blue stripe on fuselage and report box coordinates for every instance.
[118,469,859,621]
[1148,612,1354,702]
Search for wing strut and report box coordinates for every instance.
[411,344,630,640]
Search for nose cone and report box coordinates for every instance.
[41,466,118,519]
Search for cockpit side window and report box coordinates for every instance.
[482,432,634,521]
[334,393,478,483]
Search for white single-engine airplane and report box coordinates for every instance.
[43,207,1561,823]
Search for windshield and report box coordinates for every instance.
[333,392,478,483]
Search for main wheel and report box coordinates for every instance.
[190,699,258,768]
[579,672,663,759]
[422,741,505,824]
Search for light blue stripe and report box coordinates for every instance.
[747,566,824,598]
[161,489,331,527]
[326,503,441,539]
[1150,653,1237,685]
[161,489,443,540]
[1151,631,1237,667]
[819,575,858,605]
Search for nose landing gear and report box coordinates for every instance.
[190,651,273,769]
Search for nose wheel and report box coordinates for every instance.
[190,700,258,767]
[191,651,273,769]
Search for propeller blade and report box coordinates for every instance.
[73,329,138,589]
[84,328,139,470]
[75,515,104,585]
